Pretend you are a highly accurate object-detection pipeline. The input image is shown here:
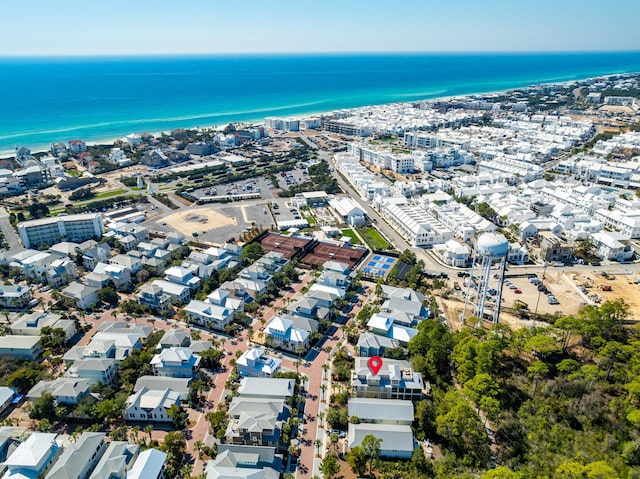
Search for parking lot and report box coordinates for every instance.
[188,175,276,201]
[270,199,303,224]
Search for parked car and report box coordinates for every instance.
[514,289,522,294]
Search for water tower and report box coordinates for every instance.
[463,232,509,325]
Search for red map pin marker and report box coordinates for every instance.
[368,356,383,376]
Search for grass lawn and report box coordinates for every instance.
[65,169,81,177]
[94,189,126,199]
[357,226,390,250]
[340,228,361,245]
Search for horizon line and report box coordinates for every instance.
[1,49,640,59]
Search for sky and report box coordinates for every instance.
[2,0,639,56]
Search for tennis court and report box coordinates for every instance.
[361,254,397,277]
[300,241,368,269]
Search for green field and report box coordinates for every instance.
[340,228,361,245]
[357,226,390,250]
[94,189,127,199]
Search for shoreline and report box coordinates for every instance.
[2,68,638,159]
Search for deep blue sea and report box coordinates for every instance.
[1,52,640,155]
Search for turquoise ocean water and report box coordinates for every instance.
[1,52,640,155]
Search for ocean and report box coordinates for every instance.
[1,52,640,155]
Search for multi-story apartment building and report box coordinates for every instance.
[18,213,104,248]
[351,358,427,400]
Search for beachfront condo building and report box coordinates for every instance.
[18,213,104,248]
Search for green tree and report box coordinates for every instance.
[583,461,620,479]
[167,404,189,429]
[554,461,586,479]
[40,326,67,353]
[361,434,382,476]
[97,286,119,306]
[528,360,549,399]
[345,445,367,476]
[240,242,263,265]
[320,452,340,479]
[29,392,56,420]
[7,367,41,393]
[482,467,520,479]
[160,431,187,478]
[408,319,453,385]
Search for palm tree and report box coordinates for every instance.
[144,424,153,443]
[130,425,140,444]
[320,384,328,402]
[314,438,322,457]
[317,411,324,428]
[194,440,204,459]
[322,363,330,380]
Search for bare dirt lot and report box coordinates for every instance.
[567,270,640,321]
[162,207,236,235]
[442,269,640,331]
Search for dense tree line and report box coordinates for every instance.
[406,299,640,477]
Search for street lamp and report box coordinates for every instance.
[532,261,548,328]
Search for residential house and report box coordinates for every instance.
[305,285,340,307]
[2,433,60,479]
[123,387,180,423]
[10,311,76,340]
[207,288,245,312]
[68,140,87,153]
[149,280,190,304]
[539,231,573,263]
[433,240,470,267]
[63,340,116,365]
[237,378,294,400]
[351,358,427,400]
[89,330,143,361]
[366,313,418,346]
[183,300,234,331]
[157,330,190,350]
[0,335,43,360]
[263,316,309,352]
[49,241,82,260]
[88,441,139,479]
[98,321,152,343]
[347,398,414,425]
[164,266,201,291]
[590,231,634,262]
[82,243,111,270]
[64,358,118,386]
[109,254,142,274]
[134,377,191,402]
[44,257,78,287]
[62,282,100,310]
[0,285,32,310]
[28,378,91,405]
[142,150,170,168]
[0,388,15,416]
[125,448,166,479]
[44,432,106,479]
[356,332,400,358]
[225,397,288,447]
[86,262,131,291]
[136,283,171,313]
[236,347,281,378]
[150,347,201,378]
[204,445,280,479]
[348,423,415,459]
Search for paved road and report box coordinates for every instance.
[0,207,21,249]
